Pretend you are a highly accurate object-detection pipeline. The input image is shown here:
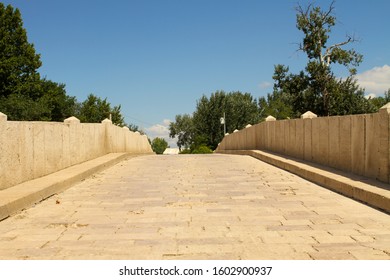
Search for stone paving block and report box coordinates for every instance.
[310,222,363,231]
[326,229,362,236]
[350,235,376,243]
[290,244,318,254]
[0,154,389,260]
[311,234,357,244]
[282,219,314,226]
[308,251,356,260]
[349,248,390,260]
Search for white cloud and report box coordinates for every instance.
[259,81,272,89]
[364,93,377,100]
[147,124,169,136]
[145,119,177,148]
[162,119,171,126]
[355,65,390,95]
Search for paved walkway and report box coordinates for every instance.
[0,154,389,260]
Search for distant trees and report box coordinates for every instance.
[2,0,389,153]
[169,114,194,151]
[193,91,259,149]
[370,89,390,110]
[169,0,390,152]
[169,91,260,151]
[151,137,169,154]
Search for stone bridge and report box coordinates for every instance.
[0,153,389,260]
[0,109,389,260]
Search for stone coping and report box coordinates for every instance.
[217,150,390,214]
[0,153,147,221]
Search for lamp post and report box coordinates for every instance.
[220,112,226,135]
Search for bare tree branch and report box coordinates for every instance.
[322,35,358,66]
[321,0,336,22]
[295,2,313,27]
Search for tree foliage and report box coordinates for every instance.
[192,91,259,149]
[151,137,169,154]
[368,89,390,111]
[296,2,362,73]
[0,3,46,120]
[170,91,260,151]
[0,3,127,124]
[0,3,42,99]
[75,94,125,125]
[38,79,77,121]
[169,114,194,151]
[263,2,371,118]
[127,123,145,134]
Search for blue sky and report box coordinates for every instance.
[3,0,390,145]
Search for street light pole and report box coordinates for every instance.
[223,112,226,135]
[220,112,226,136]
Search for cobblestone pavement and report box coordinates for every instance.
[0,154,389,260]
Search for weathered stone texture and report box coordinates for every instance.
[0,114,153,190]
[216,104,390,184]
[1,154,389,260]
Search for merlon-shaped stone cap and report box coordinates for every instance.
[0,112,7,122]
[301,111,318,119]
[64,116,80,124]
[102,118,112,124]
[380,102,390,114]
[265,115,276,121]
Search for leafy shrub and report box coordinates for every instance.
[179,149,191,154]
[191,145,213,154]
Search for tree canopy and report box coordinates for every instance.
[151,137,169,154]
[2,1,388,147]
[75,94,125,126]
[169,91,260,151]
[0,3,41,99]
[169,114,194,151]
[260,1,376,118]
[0,3,127,125]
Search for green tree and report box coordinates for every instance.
[258,91,293,120]
[296,1,364,116]
[0,4,127,124]
[0,78,77,121]
[170,91,260,150]
[76,94,125,125]
[0,3,44,120]
[0,3,42,99]
[110,104,125,126]
[296,2,362,75]
[169,114,194,151]
[264,2,368,118]
[151,137,168,154]
[0,3,79,122]
[0,93,50,120]
[192,91,259,149]
[127,123,145,134]
[38,79,77,121]
[368,89,390,111]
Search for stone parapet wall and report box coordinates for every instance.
[0,114,153,190]
[216,103,390,184]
